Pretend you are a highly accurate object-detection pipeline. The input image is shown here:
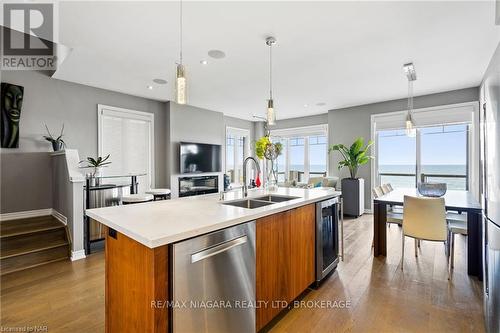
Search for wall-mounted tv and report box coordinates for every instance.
[180,142,222,174]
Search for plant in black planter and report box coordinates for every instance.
[329,137,373,217]
[43,124,66,151]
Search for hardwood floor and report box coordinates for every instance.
[0,214,484,332]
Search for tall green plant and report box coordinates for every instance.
[329,137,373,179]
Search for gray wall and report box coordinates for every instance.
[224,115,256,144]
[167,102,224,196]
[1,71,167,213]
[224,115,256,159]
[1,71,167,186]
[273,113,328,130]
[328,87,479,210]
[1,152,53,213]
[166,104,256,196]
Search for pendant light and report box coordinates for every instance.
[266,37,277,125]
[176,0,187,105]
[403,62,416,137]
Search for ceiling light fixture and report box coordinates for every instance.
[147,85,153,90]
[266,37,277,126]
[153,78,167,84]
[175,0,187,105]
[403,62,416,137]
[200,60,208,65]
[208,50,226,59]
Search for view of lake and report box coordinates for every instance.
[379,164,467,190]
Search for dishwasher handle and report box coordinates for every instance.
[191,235,248,263]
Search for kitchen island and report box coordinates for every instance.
[86,187,341,333]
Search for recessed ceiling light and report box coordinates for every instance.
[316,102,326,106]
[200,60,208,65]
[147,85,153,90]
[208,50,226,59]
[303,104,309,107]
[153,78,167,84]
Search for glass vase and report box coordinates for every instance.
[266,158,278,191]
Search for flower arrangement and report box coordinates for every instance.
[255,135,283,188]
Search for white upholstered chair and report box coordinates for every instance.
[401,195,449,279]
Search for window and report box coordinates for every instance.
[276,138,287,182]
[377,129,416,188]
[225,127,250,185]
[371,102,478,196]
[98,105,154,193]
[376,125,469,190]
[420,124,468,190]
[309,135,328,178]
[289,137,305,181]
[271,125,328,183]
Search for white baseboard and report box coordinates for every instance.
[0,208,69,225]
[0,208,53,221]
[51,209,67,225]
[70,250,86,261]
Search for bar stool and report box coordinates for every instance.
[122,194,154,205]
[145,188,171,200]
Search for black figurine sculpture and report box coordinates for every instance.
[1,83,24,148]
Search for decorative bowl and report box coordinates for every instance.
[417,182,447,197]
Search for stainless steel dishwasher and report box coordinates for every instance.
[172,221,255,333]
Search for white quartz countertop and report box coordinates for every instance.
[86,187,341,248]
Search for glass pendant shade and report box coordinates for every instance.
[267,99,276,125]
[176,64,187,105]
[405,114,416,137]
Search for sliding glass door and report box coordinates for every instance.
[376,124,469,189]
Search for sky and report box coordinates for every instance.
[378,124,467,166]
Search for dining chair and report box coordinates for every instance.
[401,195,449,279]
[381,184,391,194]
[384,183,404,214]
[448,219,468,270]
[372,186,384,198]
[373,186,402,227]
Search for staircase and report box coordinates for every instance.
[1,215,70,275]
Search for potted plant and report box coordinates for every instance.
[255,135,283,190]
[79,155,111,181]
[43,124,66,151]
[329,137,373,217]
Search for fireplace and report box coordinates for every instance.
[178,175,219,197]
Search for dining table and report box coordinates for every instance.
[373,188,483,279]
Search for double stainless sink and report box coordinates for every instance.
[222,194,300,209]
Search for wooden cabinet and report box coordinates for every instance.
[288,204,316,301]
[105,227,168,333]
[256,204,316,331]
[256,210,290,330]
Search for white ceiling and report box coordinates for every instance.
[52,1,499,121]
